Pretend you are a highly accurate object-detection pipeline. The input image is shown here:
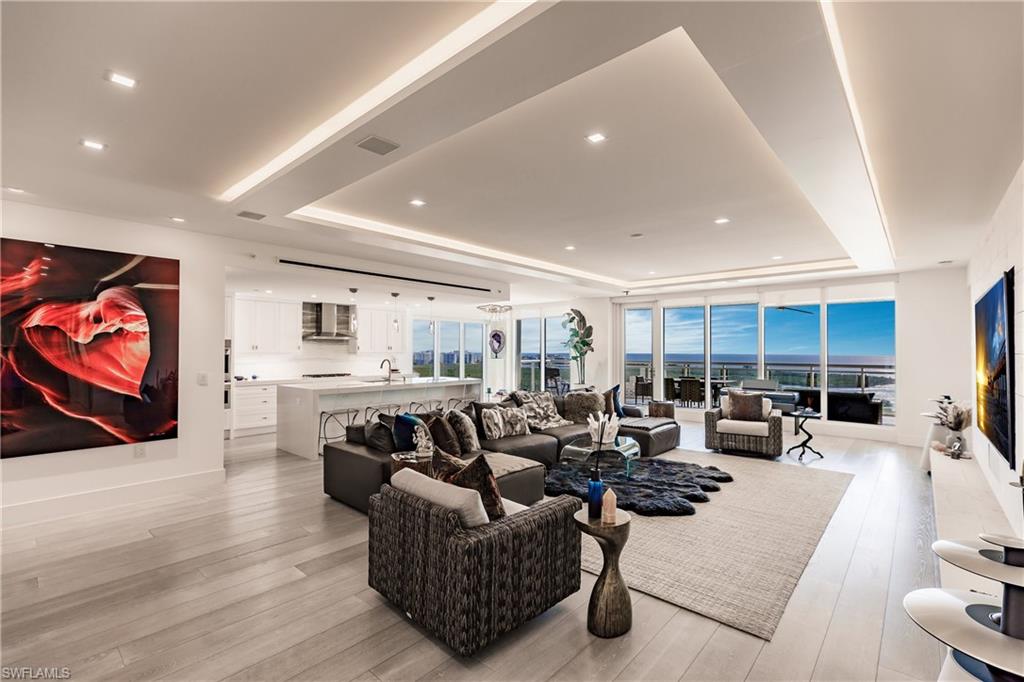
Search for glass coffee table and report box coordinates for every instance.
[562,435,641,478]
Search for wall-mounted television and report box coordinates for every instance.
[974,268,1015,470]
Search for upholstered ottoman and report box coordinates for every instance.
[480,451,546,505]
[618,402,681,457]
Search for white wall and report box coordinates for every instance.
[895,268,973,447]
[967,163,1024,536]
[2,202,226,525]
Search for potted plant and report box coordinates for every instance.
[563,308,594,385]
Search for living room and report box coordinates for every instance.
[2,2,1022,681]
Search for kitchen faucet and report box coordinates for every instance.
[380,358,393,383]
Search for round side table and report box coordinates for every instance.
[573,508,632,638]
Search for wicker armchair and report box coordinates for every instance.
[704,406,783,458]
[368,485,582,656]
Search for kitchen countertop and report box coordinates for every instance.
[278,376,481,396]
[231,373,417,388]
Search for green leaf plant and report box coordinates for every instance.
[562,308,594,384]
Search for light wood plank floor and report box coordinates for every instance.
[1,424,943,681]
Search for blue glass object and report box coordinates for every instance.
[588,468,604,518]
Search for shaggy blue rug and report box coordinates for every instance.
[544,457,733,516]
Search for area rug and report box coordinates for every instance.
[544,458,733,515]
[578,450,852,640]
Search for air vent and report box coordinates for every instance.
[236,210,266,221]
[356,135,400,156]
[278,258,493,294]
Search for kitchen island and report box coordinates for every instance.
[277,377,482,460]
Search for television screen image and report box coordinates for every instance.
[1,238,179,458]
[974,270,1015,469]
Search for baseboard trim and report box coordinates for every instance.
[1,468,226,528]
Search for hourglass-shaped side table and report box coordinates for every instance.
[574,508,632,638]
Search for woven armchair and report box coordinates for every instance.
[704,407,783,458]
[368,486,582,656]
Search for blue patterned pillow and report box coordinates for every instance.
[392,412,430,451]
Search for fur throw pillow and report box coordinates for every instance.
[445,409,480,453]
[563,391,606,424]
[512,390,573,430]
[480,406,531,440]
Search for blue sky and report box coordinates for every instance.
[624,300,895,358]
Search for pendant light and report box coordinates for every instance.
[427,296,436,335]
[349,288,359,332]
[390,292,400,331]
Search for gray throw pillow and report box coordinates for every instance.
[445,409,480,453]
[730,391,765,422]
[563,391,605,424]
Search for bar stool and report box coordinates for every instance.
[364,403,402,424]
[409,399,443,414]
[318,407,360,455]
[447,397,472,412]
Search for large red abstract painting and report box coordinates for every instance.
[1,238,179,458]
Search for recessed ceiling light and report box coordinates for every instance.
[311,294,318,298]
[629,233,644,239]
[771,255,783,260]
[5,187,25,193]
[350,297,356,302]
[169,217,186,223]
[81,139,106,151]
[586,132,607,144]
[648,271,656,275]
[713,217,730,225]
[564,245,576,251]
[264,290,272,294]
[105,71,136,89]
[409,199,426,207]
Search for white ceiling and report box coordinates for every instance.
[833,0,1023,267]
[3,1,1021,305]
[315,27,847,282]
[1,1,486,197]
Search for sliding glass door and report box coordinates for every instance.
[544,316,571,393]
[827,300,896,424]
[663,306,705,407]
[463,323,484,379]
[624,308,653,403]
[438,321,461,378]
[516,318,541,391]
[764,303,821,410]
[412,320,434,378]
[709,304,757,406]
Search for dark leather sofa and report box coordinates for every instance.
[324,394,681,513]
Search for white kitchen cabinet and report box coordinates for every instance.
[354,307,406,354]
[233,298,302,355]
[277,302,302,354]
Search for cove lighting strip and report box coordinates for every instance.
[219,1,538,202]
[819,0,896,262]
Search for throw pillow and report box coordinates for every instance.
[431,446,467,481]
[729,391,764,422]
[445,454,506,520]
[602,385,625,418]
[563,391,605,424]
[445,409,480,453]
[364,421,396,453]
[472,399,516,439]
[512,390,572,430]
[427,414,462,456]
[392,413,432,451]
[480,407,506,441]
[501,406,531,436]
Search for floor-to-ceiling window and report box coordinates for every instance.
[463,323,484,379]
[663,306,705,407]
[709,303,758,406]
[827,299,896,424]
[439,321,461,378]
[764,295,822,410]
[544,316,571,394]
[412,320,434,378]
[624,308,653,403]
[516,318,541,391]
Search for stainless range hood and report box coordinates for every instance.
[302,302,356,342]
